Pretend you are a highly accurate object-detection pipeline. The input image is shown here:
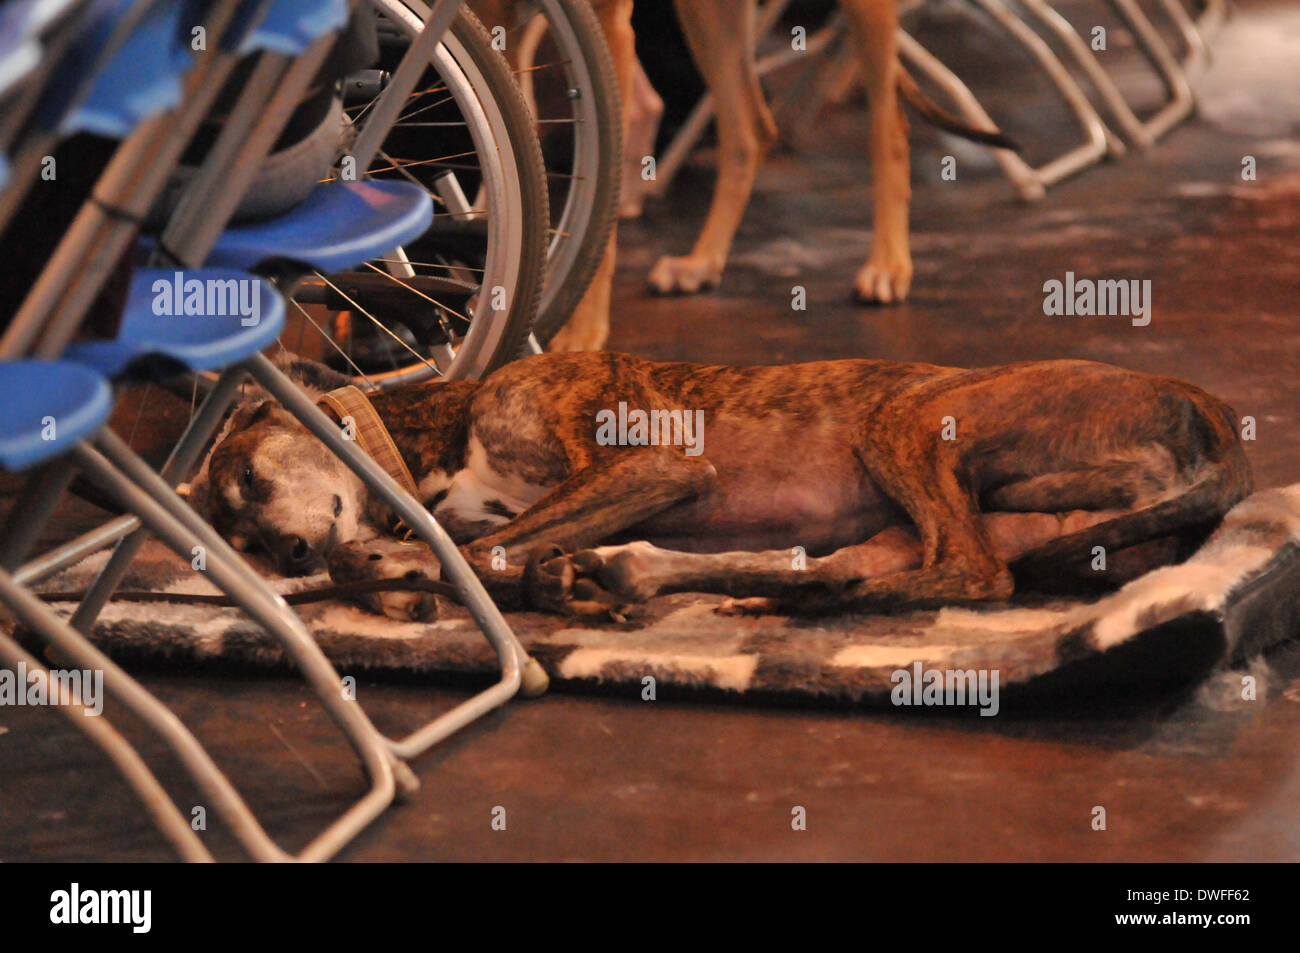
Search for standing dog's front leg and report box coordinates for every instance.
[840,0,912,304]
[648,0,777,294]
[462,449,717,615]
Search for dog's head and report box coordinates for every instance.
[186,358,368,576]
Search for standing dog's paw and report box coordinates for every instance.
[853,254,912,305]
[647,254,722,295]
[525,544,629,621]
[328,540,440,623]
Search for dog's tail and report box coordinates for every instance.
[896,64,1017,150]
[1012,385,1253,571]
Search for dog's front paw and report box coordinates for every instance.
[525,544,628,622]
[853,251,912,305]
[577,541,665,604]
[647,254,722,295]
[328,540,440,623]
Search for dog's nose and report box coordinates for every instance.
[275,535,316,575]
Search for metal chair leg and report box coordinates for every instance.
[969,0,1121,187]
[0,457,79,571]
[1157,0,1209,68]
[22,352,547,833]
[15,514,146,587]
[244,352,550,759]
[68,366,249,634]
[1017,0,1153,149]
[72,437,413,862]
[57,351,547,768]
[1106,0,1196,143]
[0,613,213,861]
[2,560,295,861]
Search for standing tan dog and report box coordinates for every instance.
[511,0,1012,352]
[190,354,1250,620]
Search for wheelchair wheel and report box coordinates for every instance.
[504,0,623,347]
[306,2,549,384]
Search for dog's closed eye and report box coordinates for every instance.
[238,464,270,502]
[333,494,343,517]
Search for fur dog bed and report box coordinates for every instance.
[13,485,1300,708]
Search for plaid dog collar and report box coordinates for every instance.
[317,385,422,539]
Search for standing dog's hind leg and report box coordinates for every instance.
[548,0,636,352]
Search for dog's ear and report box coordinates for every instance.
[267,353,354,401]
[223,353,354,408]
[245,398,300,428]
[181,459,213,517]
[183,398,279,516]
[182,354,348,514]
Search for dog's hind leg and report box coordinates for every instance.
[825,419,1023,612]
[1010,471,1245,578]
[648,0,777,294]
[1006,383,1253,577]
[982,464,1156,512]
[561,509,1128,608]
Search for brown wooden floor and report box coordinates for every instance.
[3,1,1299,861]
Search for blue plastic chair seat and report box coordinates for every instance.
[201,180,434,274]
[64,268,286,377]
[0,0,72,95]
[0,361,112,470]
[1,0,79,41]
[60,0,195,139]
[236,0,349,56]
[0,37,40,99]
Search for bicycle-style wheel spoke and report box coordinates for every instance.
[281,3,548,385]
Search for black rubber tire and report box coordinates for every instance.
[437,4,550,377]
[362,2,550,381]
[526,0,623,347]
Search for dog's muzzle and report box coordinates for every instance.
[273,535,323,576]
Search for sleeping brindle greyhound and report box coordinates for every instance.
[188,353,1251,620]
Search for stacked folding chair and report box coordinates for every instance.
[888,0,1219,192]
[651,0,1224,204]
[0,0,546,861]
